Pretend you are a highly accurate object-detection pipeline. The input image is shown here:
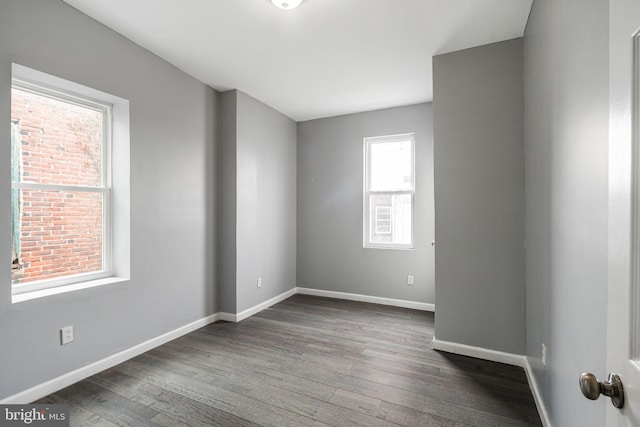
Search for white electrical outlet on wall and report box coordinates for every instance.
[60,325,74,345]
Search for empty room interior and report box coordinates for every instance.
[0,0,627,426]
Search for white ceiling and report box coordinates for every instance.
[62,0,533,122]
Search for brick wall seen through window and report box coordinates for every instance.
[11,88,105,285]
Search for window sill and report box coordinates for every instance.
[12,276,129,304]
[364,246,415,251]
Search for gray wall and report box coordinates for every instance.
[433,39,525,355]
[218,91,238,313]
[0,0,218,400]
[297,104,435,304]
[523,0,609,425]
[235,91,297,312]
[219,90,297,314]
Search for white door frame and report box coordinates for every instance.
[607,0,640,425]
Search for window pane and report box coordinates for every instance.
[12,189,104,285]
[369,193,412,246]
[11,87,103,187]
[370,139,412,191]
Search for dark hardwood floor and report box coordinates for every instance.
[37,294,542,426]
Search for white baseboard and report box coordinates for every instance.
[432,337,525,367]
[296,287,435,312]
[523,357,553,427]
[218,312,237,322]
[225,287,297,323]
[0,313,220,404]
[432,337,552,427]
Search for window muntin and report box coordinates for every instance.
[364,134,415,249]
[11,79,112,292]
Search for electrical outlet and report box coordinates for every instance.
[407,275,414,285]
[541,343,547,367]
[60,325,74,345]
[257,277,262,288]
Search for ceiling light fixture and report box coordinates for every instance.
[270,0,303,10]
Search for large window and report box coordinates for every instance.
[11,80,111,291]
[10,64,129,300]
[364,133,415,249]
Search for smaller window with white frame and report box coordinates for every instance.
[363,133,415,249]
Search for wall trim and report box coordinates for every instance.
[523,357,553,427]
[296,287,435,312]
[433,337,552,427]
[232,287,297,323]
[432,337,525,366]
[218,312,237,322]
[0,313,221,404]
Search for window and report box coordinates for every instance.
[10,64,130,300]
[364,133,415,249]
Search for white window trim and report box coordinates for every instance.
[363,133,415,250]
[10,64,130,302]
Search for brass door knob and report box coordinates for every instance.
[579,372,625,409]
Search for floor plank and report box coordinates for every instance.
[36,294,542,426]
